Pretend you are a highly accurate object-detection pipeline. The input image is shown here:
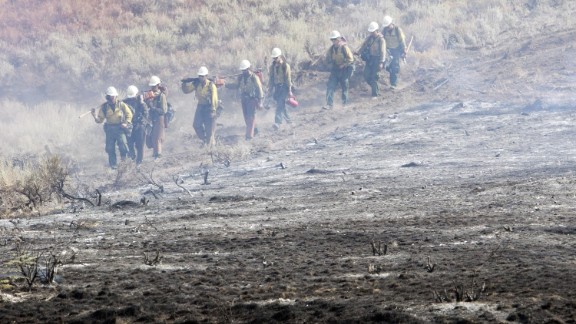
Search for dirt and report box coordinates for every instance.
[1,28,576,323]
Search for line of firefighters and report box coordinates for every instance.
[92,16,407,169]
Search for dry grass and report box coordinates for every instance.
[0,0,574,170]
[2,0,572,102]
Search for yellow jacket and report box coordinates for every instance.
[193,79,218,112]
[96,100,133,124]
[359,33,386,61]
[383,25,406,51]
[326,42,354,69]
[268,60,292,91]
[227,71,264,99]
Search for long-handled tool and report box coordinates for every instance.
[78,110,93,119]
[403,35,414,64]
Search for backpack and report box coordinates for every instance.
[361,36,378,62]
[164,102,175,128]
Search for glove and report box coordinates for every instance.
[90,108,96,116]
[401,50,407,59]
[211,111,217,119]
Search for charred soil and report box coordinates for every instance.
[1,28,576,323]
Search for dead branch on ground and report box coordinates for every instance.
[143,250,162,266]
[370,237,387,256]
[425,256,436,273]
[137,167,164,193]
[173,175,193,197]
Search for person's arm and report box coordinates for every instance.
[325,47,334,67]
[357,38,368,55]
[379,36,386,63]
[343,45,354,65]
[398,27,407,53]
[94,105,105,123]
[254,74,264,99]
[210,83,218,113]
[160,93,168,114]
[285,63,293,95]
[122,102,133,124]
[267,65,275,94]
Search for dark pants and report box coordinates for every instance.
[326,66,353,107]
[128,124,146,164]
[193,104,216,146]
[104,124,128,168]
[387,47,403,87]
[273,84,290,125]
[150,116,165,158]
[241,97,258,140]
[364,57,381,96]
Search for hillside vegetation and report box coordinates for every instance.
[0,0,572,103]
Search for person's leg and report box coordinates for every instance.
[325,72,338,108]
[193,105,206,144]
[133,125,145,164]
[367,60,380,96]
[104,128,117,168]
[363,63,372,94]
[243,98,257,139]
[127,133,136,160]
[389,48,402,87]
[116,130,129,162]
[155,116,165,157]
[203,107,216,146]
[341,75,350,105]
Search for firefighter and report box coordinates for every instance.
[226,60,264,140]
[324,30,355,110]
[91,86,133,169]
[123,85,149,165]
[357,22,386,98]
[268,47,293,130]
[382,15,407,89]
[181,66,219,147]
[145,76,168,159]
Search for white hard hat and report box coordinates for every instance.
[271,47,282,58]
[368,21,379,32]
[148,75,161,86]
[329,30,341,40]
[383,15,393,27]
[106,86,118,96]
[197,66,209,76]
[126,85,139,98]
[239,59,251,70]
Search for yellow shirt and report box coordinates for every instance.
[195,80,218,112]
[268,61,292,91]
[383,25,406,50]
[238,72,264,99]
[326,42,354,68]
[96,100,133,124]
[359,33,386,60]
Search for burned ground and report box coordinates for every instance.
[1,27,576,323]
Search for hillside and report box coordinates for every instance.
[0,0,576,323]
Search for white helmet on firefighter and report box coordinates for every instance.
[126,85,139,98]
[148,75,161,86]
[239,59,251,70]
[106,86,118,97]
[382,15,393,27]
[197,66,209,76]
[330,30,341,40]
[271,48,282,58]
[368,21,379,32]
